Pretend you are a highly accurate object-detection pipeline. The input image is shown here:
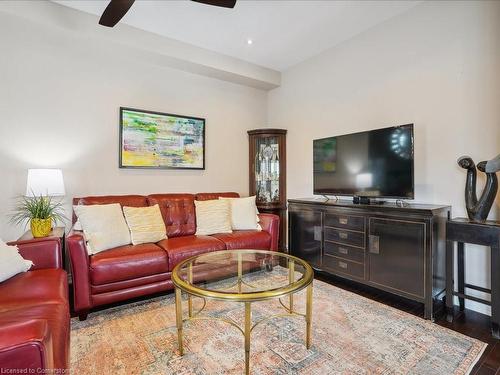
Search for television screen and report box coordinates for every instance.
[313,124,414,199]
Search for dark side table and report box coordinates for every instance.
[446,218,500,338]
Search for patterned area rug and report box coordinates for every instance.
[71,270,486,375]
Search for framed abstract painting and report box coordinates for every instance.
[119,107,205,170]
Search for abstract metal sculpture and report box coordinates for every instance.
[458,154,500,221]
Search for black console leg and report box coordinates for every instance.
[445,239,454,322]
[446,312,454,323]
[491,322,500,339]
[491,244,500,339]
[457,242,465,311]
[424,301,433,321]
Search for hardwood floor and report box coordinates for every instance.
[315,271,500,374]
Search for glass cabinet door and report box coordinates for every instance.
[248,128,287,250]
[254,136,280,205]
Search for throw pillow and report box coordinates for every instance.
[73,203,131,254]
[194,199,232,236]
[73,220,83,231]
[123,204,167,245]
[220,196,261,230]
[0,239,33,283]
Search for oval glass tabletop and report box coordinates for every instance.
[171,249,313,301]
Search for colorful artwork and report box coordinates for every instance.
[119,108,205,169]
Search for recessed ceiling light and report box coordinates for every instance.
[247,39,253,45]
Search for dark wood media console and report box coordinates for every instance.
[288,198,451,320]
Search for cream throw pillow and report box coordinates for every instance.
[73,203,131,255]
[0,239,33,283]
[220,196,262,231]
[73,220,82,231]
[195,199,232,236]
[123,204,167,245]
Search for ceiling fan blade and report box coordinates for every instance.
[99,0,136,27]
[191,0,236,9]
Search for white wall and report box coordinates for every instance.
[268,1,500,314]
[2,0,500,316]
[0,9,267,241]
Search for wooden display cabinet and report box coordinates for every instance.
[248,129,287,251]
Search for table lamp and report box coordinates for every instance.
[19,169,66,237]
[26,169,65,197]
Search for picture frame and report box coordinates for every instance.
[119,107,205,170]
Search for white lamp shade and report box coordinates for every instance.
[26,169,65,197]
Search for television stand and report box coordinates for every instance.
[353,196,386,205]
[288,198,451,320]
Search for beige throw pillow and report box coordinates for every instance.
[195,199,232,236]
[0,240,33,283]
[220,196,261,231]
[73,203,131,255]
[123,204,167,245]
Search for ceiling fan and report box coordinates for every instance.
[99,0,237,28]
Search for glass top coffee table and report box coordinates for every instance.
[171,249,314,375]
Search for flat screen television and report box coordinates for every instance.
[313,124,414,199]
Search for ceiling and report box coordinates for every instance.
[55,0,420,71]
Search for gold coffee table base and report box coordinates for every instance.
[172,250,314,375]
[175,284,313,375]
[172,250,314,374]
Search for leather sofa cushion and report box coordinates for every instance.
[0,303,69,370]
[156,235,226,271]
[90,272,170,294]
[90,243,169,285]
[211,231,271,250]
[0,269,68,308]
[0,319,53,370]
[91,280,173,308]
[147,194,197,238]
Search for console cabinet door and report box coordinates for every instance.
[368,218,425,299]
[289,208,322,267]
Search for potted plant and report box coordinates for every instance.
[11,195,66,237]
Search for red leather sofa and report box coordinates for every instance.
[68,192,279,320]
[0,238,69,372]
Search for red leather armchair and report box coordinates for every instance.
[68,192,280,320]
[0,238,69,372]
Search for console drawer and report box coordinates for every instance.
[324,227,365,248]
[324,213,365,231]
[322,255,364,279]
[324,242,365,264]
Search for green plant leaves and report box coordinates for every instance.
[10,194,67,227]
